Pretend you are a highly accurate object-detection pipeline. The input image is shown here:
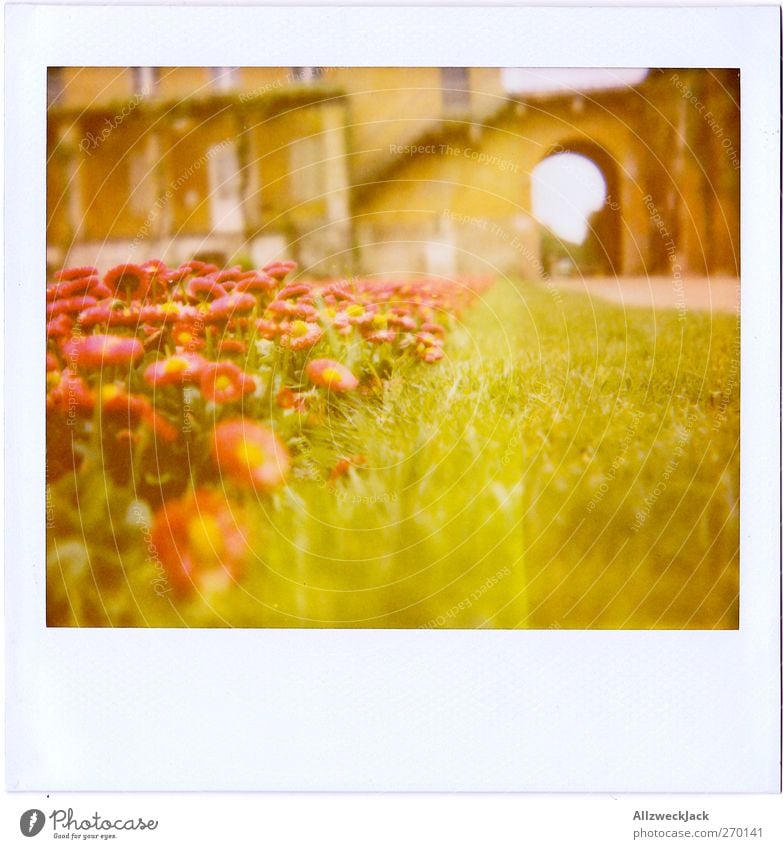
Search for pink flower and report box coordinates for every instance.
[280,320,323,351]
[100,383,177,442]
[46,314,74,340]
[46,295,98,319]
[47,275,102,301]
[63,334,144,369]
[54,265,99,282]
[47,369,94,415]
[276,386,307,412]
[185,276,228,303]
[256,318,281,339]
[214,266,244,285]
[151,489,249,595]
[419,346,444,364]
[365,329,396,345]
[208,293,256,321]
[305,358,359,392]
[278,283,311,300]
[420,321,446,337]
[104,264,151,301]
[143,353,208,387]
[262,260,297,281]
[211,419,290,491]
[234,273,277,294]
[200,362,255,403]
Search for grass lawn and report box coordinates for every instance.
[47,278,740,628]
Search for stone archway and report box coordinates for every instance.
[536,139,624,276]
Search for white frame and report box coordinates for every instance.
[5,4,780,791]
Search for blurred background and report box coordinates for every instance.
[47,66,739,283]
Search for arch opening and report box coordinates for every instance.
[532,142,622,277]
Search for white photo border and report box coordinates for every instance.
[5,3,780,791]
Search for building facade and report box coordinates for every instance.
[47,67,739,279]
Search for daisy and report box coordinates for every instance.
[305,358,359,392]
[211,419,290,491]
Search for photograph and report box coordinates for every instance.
[45,65,741,629]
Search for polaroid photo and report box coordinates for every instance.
[5,3,780,793]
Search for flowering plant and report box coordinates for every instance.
[46,258,492,620]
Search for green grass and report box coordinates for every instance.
[47,279,739,628]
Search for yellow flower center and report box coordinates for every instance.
[164,357,189,375]
[160,303,180,314]
[372,313,388,328]
[346,304,364,317]
[215,375,233,392]
[176,331,192,344]
[321,367,343,386]
[188,514,223,563]
[238,439,266,468]
[101,384,122,402]
[291,320,309,338]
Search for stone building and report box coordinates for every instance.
[47,67,739,279]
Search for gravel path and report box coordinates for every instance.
[546,275,740,314]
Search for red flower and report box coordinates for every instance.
[278,283,311,300]
[208,293,256,321]
[179,260,219,278]
[280,320,323,351]
[329,454,368,482]
[211,419,290,491]
[256,318,281,339]
[276,386,307,412]
[234,273,277,295]
[46,314,74,340]
[185,276,228,303]
[150,489,249,595]
[77,301,129,328]
[420,346,444,364]
[415,331,444,349]
[104,264,151,301]
[46,295,98,319]
[200,361,255,403]
[389,314,417,332]
[217,338,247,355]
[55,265,99,282]
[46,369,94,415]
[63,334,144,369]
[306,358,359,392]
[321,281,356,302]
[101,384,177,441]
[100,382,151,420]
[143,353,208,387]
[364,329,396,345]
[172,323,205,350]
[47,275,102,301]
[262,260,297,281]
[266,299,296,318]
[145,409,179,442]
[214,266,244,285]
[139,260,171,299]
[138,304,182,325]
[90,282,113,300]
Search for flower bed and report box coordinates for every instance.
[46,259,493,623]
